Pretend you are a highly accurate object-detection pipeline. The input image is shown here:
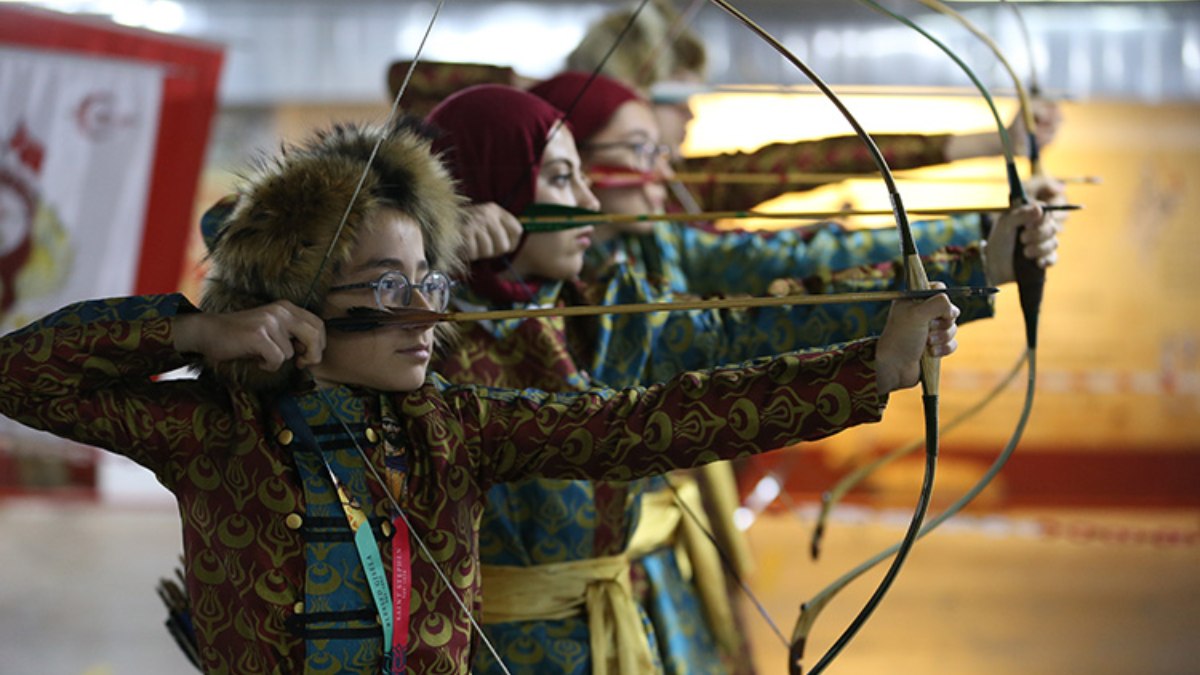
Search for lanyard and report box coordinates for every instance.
[381,394,412,674]
[280,395,412,674]
[388,513,411,673]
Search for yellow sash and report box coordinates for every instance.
[481,555,656,675]
[479,469,752,674]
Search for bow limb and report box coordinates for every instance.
[809,350,1026,559]
[918,0,1043,177]
[794,345,1037,668]
[703,3,941,674]
[800,0,1052,655]
[1001,0,1051,179]
[1002,0,1042,97]
[807,0,1030,560]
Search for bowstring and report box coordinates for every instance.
[700,3,941,674]
[298,2,513,672]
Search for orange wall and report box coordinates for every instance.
[738,99,1200,508]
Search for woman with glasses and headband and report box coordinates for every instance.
[0,117,963,674]
[528,70,1063,675]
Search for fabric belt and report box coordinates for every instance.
[481,554,655,675]
[479,473,747,674]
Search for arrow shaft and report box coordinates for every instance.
[326,287,995,331]
[520,204,1078,228]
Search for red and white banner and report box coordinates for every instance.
[0,46,163,332]
[0,8,223,501]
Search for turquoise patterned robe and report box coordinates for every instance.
[433,282,662,675]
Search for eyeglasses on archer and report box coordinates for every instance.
[329,270,454,313]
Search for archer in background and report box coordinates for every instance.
[566,0,1063,214]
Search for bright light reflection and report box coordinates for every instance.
[144,0,185,33]
[733,507,756,532]
[684,91,1016,155]
[111,0,147,27]
[1183,34,1200,71]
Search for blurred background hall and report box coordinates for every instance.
[1,0,1198,673]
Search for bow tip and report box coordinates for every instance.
[789,639,808,675]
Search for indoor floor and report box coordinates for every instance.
[1,501,1197,674]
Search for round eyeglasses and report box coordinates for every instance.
[329,270,454,313]
[584,140,672,173]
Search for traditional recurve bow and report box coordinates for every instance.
[806,0,1039,556]
[791,2,1057,670]
[810,0,1069,558]
[698,2,947,674]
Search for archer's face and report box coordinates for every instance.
[581,100,671,238]
[313,209,436,392]
[510,126,598,281]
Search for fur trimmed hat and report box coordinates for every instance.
[200,118,465,391]
[565,0,707,90]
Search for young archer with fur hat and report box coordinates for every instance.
[0,118,958,675]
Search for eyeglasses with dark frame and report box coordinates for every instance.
[328,270,454,313]
[583,139,672,173]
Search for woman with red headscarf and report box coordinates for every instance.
[427,85,668,674]
[423,83,965,675]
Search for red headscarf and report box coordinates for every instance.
[528,72,644,145]
[427,85,565,303]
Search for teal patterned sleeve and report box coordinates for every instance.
[665,216,983,297]
[639,244,993,383]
